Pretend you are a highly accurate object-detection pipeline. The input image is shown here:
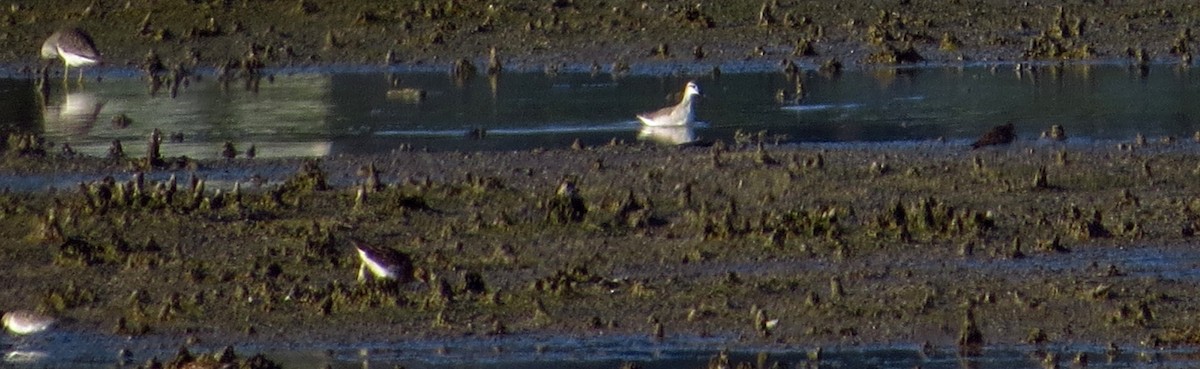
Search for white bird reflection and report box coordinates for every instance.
[637,125,697,145]
[41,90,105,136]
[4,350,49,364]
[29,75,338,159]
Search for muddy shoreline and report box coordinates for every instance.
[4,140,1200,354]
[3,1,1198,75]
[6,0,1200,363]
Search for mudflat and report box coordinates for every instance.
[1,0,1194,71]
[3,0,1200,354]
[3,140,1200,350]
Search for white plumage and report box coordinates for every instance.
[351,239,414,283]
[2,310,55,335]
[636,81,702,127]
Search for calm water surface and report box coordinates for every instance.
[6,332,1200,369]
[3,64,1200,368]
[2,63,1200,158]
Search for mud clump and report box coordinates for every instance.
[3,139,1200,348]
[4,0,1198,69]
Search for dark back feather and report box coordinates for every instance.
[350,238,414,282]
[971,123,1016,149]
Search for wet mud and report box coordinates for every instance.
[3,0,1200,74]
[6,0,1200,361]
[5,138,1200,353]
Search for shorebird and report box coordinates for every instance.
[40,28,102,83]
[2,310,56,335]
[636,81,701,127]
[971,123,1016,149]
[351,238,414,283]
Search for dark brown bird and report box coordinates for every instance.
[971,123,1016,149]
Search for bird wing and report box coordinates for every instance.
[637,105,675,121]
[638,103,689,126]
[62,29,102,61]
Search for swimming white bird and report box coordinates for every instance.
[40,28,102,83]
[636,81,701,127]
[2,310,56,335]
[351,238,414,283]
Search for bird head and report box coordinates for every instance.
[39,42,58,60]
[684,81,702,97]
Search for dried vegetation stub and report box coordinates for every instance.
[4,141,1200,346]
[1,1,1199,67]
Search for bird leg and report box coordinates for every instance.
[357,262,367,282]
[35,66,50,107]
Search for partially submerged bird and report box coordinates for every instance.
[40,27,102,83]
[638,125,697,145]
[971,123,1016,149]
[2,310,56,335]
[351,238,414,283]
[636,81,702,127]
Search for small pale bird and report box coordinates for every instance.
[2,310,56,335]
[351,238,414,283]
[636,81,702,127]
[41,27,102,83]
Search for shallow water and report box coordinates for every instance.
[2,63,1200,158]
[5,64,1200,368]
[6,331,1200,369]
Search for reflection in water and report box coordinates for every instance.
[3,330,54,366]
[41,90,105,136]
[25,75,334,158]
[4,63,1200,156]
[4,350,48,364]
[1,329,1200,368]
[637,125,696,145]
[780,103,864,112]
